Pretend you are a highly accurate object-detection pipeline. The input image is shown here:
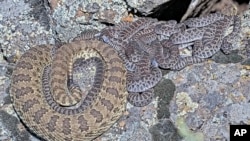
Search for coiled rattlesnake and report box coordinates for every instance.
[10,40,128,141]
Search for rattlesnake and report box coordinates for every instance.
[10,40,128,141]
[99,16,206,106]
[9,12,241,140]
[170,14,241,58]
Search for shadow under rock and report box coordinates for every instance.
[154,79,176,119]
[149,119,182,141]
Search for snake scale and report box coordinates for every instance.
[9,11,241,140]
[10,40,128,141]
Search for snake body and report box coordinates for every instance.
[170,14,241,59]
[10,40,128,141]
[10,14,241,138]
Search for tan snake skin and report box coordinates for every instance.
[10,40,128,141]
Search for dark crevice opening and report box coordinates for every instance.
[147,0,192,22]
[127,0,249,22]
[125,0,192,22]
[124,0,147,17]
[234,0,250,4]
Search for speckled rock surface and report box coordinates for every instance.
[166,60,250,141]
[165,14,250,139]
[0,0,54,59]
[125,0,170,15]
[50,0,128,42]
[1,0,250,141]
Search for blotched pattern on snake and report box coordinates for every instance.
[10,12,241,141]
[10,40,128,141]
[96,12,240,106]
[170,13,241,58]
